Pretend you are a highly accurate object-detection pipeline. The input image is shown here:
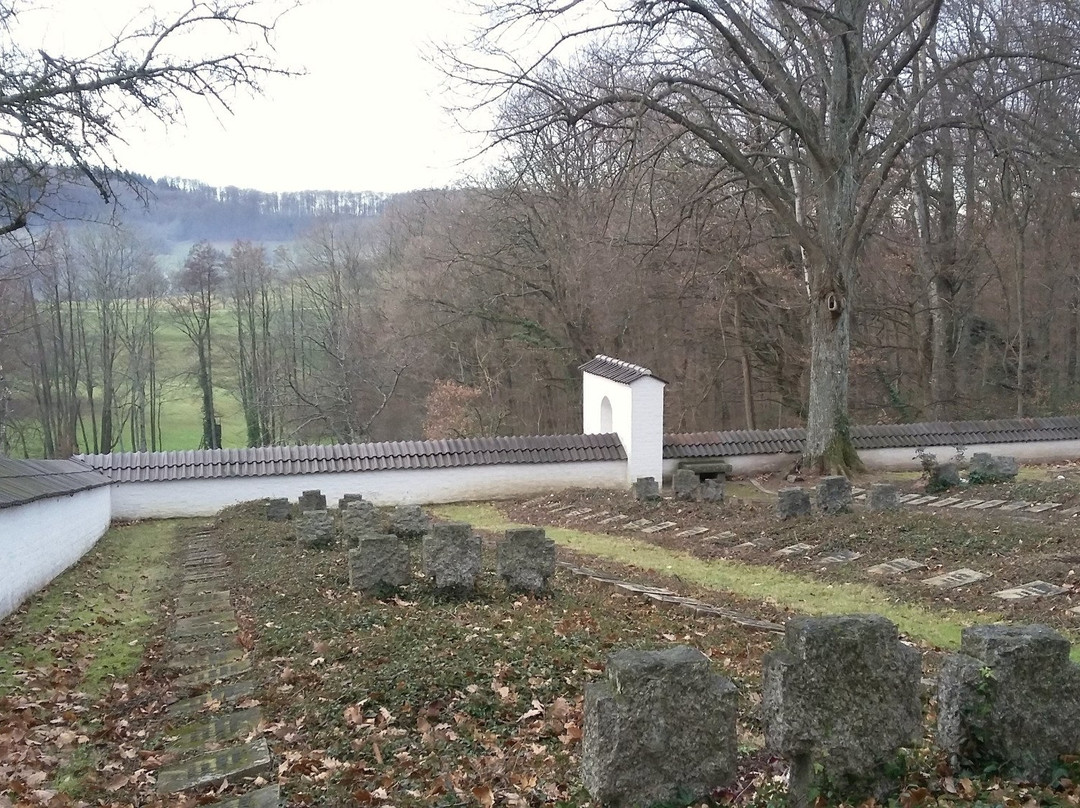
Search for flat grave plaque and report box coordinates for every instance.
[170,707,263,752]
[998,501,1030,512]
[850,487,867,496]
[675,527,710,538]
[545,502,569,511]
[622,518,652,529]
[929,497,964,508]
[563,508,593,518]
[167,680,256,719]
[732,541,759,551]
[175,660,252,689]
[951,499,984,509]
[550,504,577,514]
[598,514,627,525]
[775,542,815,557]
[906,495,940,506]
[156,738,271,793]
[973,499,1007,510]
[924,568,988,589]
[897,493,922,503]
[167,647,244,671]
[1027,503,1062,514]
[992,580,1068,600]
[817,549,863,564]
[641,521,678,534]
[577,510,608,522]
[614,582,675,596]
[868,558,926,575]
[213,785,281,808]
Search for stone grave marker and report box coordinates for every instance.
[563,508,593,518]
[297,509,335,548]
[992,580,1068,599]
[265,498,291,522]
[390,505,429,539]
[929,496,964,508]
[338,493,364,510]
[622,518,652,529]
[170,707,263,752]
[816,476,852,514]
[924,568,987,588]
[777,488,811,520]
[698,478,724,503]
[867,483,900,511]
[341,500,379,547]
[497,528,556,595]
[598,513,627,525]
[938,624,1080,782]
[583,646,736,807]
[633,477,661,502]
[641,521,678,534]
[817,549,862,564]
[167,680,256,719]
[775,542,815,557]
[968,452,1020,484]
[906,495,939,506]
[156,738,272,793]
[732,541,760,551]
[868,558,926,575]
[951,499,984,509]
[210,786,281,808]
[422,522,482,592]
[1027,502,1061,514]
[550,504,576,513]
[175,660,252,689]
[349,535,411,594]
[672,468,700,500]
[675,527,709,538]
[999,501,1030,512]
[896,493,922,503]
[577,510,608,522]
[298,489,326,511]
[973,499,1007,509]
[763,615,921,805]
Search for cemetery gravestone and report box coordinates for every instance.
[699,478,724,503]
[297,509,335,549]
[672,468,700,500]
[763,615,921,806]
[497,528,556,595]
[816,476,852,514]
[938,624,1080,782]
[341,500,379,547]
[969,452,1020,484]
[633,476,661,502]
[338,493,364,510]
[777,488,811,520]
[390,504,429,540]
[867,483,900,511]
[265,498,291,522]
[582,645,736,808]
[298,489,326,511]
[348,534,412,595]
[423,522,482,592]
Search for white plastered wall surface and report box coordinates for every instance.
[0,486,112,621]
[582,371,665,483]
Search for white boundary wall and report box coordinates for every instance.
[662,439,1080,478]
[0,486,111,621]
[109,459,628,519]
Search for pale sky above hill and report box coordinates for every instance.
[23,0,492,194]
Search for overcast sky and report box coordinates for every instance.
[27,0,493,194]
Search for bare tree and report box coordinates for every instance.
[172,241,223,449]
[453,0,1080,470]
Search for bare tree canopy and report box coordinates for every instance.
[0,0,292,235]
[450,0,1080,471]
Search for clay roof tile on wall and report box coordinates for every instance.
[579,354,668,385]
[0,457,112,509]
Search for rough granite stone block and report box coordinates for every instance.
[583,645,737,808]
[699,478,724,503]
[928,461,962,492]
[297,509,335,548]
[349,534,411,594]
[390,504,430,540]
[422,522,482,592]
[298,489,326,511]
[816,475,852,514]
[868,483,900,511]
[633,477,661,502]
[763,615,922,804]
[777,488,811,520]
[265,498,291,522]
[937,624,1080,782]
[497,528,556,595]
[969,452,1020,484]
[338,493,364,510]
[341,500,379,547]
[672,469,700,501]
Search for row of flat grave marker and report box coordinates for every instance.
[155,530,280,807]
